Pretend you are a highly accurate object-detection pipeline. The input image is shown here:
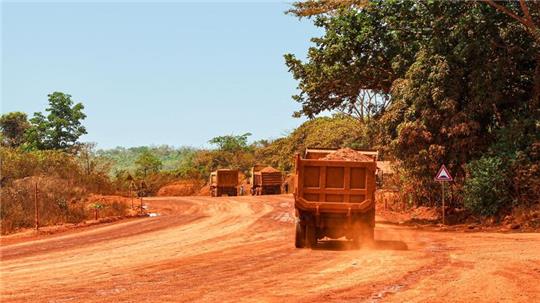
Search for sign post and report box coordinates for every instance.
[434,164,453,225]
[129,181,135,209]
[442,182,446,225]
[34,181,39,230]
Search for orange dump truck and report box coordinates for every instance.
[294,148,377,248]
[209,169,238,197]
[250,166,283,195]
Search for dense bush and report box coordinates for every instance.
[0,147,124,234]
[0,147,113,192]
[1,177,88,234]
[463,156,511,216]
[512,142,540,206]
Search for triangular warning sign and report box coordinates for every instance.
[435,164,453,181]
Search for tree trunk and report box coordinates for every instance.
[534,53,540,112]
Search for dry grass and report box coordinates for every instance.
[0,177,128,235]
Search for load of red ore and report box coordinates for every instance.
[260,166,280,173]
[321,148,373,161]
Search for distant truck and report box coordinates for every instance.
[293,150,377,248]
[209,169,239,197]
[250,165,283,195]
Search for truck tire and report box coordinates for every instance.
[306,224,317,248]
[295,222,306,248]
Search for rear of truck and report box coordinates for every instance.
[210,169,239,197]
[293,154,377,248]
[250,166,283,195]
[259,171,282,195]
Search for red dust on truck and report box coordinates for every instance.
[210,169,239,197]
[294,148,377,248]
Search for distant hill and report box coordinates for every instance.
[97,145,197,175]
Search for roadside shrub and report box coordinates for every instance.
[108,201,128,216]
[0,147,114,193]
[463,156,511,216]
[0,176,88,234]
[512,142,540,207]
[85,195,131,217]
[0,178,131,234]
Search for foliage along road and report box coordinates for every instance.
[1,195,540,302]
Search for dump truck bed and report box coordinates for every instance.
[251,166,283,195]
[210,169,239,197]
[215,170,238,187]
[293,153,377,248]
[295,155,376,213]
[259,171,282,186]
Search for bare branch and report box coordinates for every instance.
[483,0,527,24]
[519,0,534,27]
[483,0,539,38]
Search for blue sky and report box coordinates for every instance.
[1,1,321,149]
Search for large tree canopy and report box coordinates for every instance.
[286,1,538,119]
[286,0,540,206]
[208,133,252,153]
[285,0,428,119]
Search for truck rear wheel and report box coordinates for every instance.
[295,222,306,248]
[306,224,317,248]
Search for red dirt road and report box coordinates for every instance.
[1,195,540,302]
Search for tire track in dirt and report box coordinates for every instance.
[366,241,452,302]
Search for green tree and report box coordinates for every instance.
[0,112,30,147]
[175,149,202,179]
[200,133,256,175]
[25,92,87,151]
[135,150,162,177]
[208,133,252,152]
[285,1,420,119]
[482,0,540,108]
